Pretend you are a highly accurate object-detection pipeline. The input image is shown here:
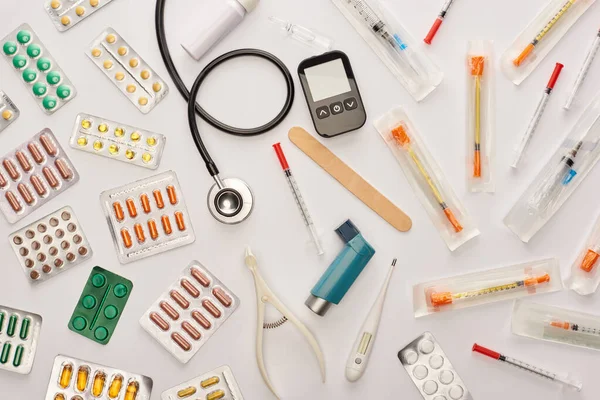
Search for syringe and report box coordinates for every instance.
[273,143,324,255]
[550,320,600,337]
[424,0,456,45]
[472,343,582,391]
[565,29,600,110]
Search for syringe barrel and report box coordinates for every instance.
[285,172,313,227]
[504,356,581,390]
[512,92,550,168]
[565,33,600,110]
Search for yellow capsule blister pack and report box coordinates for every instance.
[45,355,153,400]
[0,91,19,133]
[161,365,244,400]
[70,113,166,169]
[86,28,168,114]
[45,0,117,32]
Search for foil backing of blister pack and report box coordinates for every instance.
[161,365,244,400]
[0,129,80,224]
[140,262,240,363]
[70,113,166,169]
[398,332,473,400]
[44,354,153,400]
[9,206,92,283]
[0,305,42,375]
[45,0,116,32]
[1,23,76,114]
[0,91,19,133]
[86,27,168,114]
[100,171,195,264]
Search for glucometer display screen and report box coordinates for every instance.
[304,59,351,102]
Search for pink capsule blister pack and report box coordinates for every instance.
[0,129,79,224]
[140,261,240,363]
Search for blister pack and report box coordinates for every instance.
[44,354,153,400]
[0,305,42,374]
[398,332,472,400]
[100,171,195,264]
[1,24,76,114]
[9,206,92,283]
[140,262,240,363]
[70,113,166,169]
[161,365,244,400]
[87,28,168,113]
[0,129,79,224]
[0,91,19,133]
[45,0,117,32]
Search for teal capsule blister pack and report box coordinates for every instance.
[0,305,42,374]
[68,266,132,345]
[1,23,76,114]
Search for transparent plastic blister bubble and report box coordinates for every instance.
[140,262,240,363]
[398,332,473,400]
[70,113,166,170]
[374,106,479,251]
[86,28,169,114]
[9,206,93,284]
[500,0,596,85]
[44,354,153,400]
[568,214,600,295]
[413,258,563,318]
[161,365,244,400]
[330,0,443,101]
[1,24,77,114]
[0,91,19,133]
[466,40,495,193]
[504,92,600,242]
[512,300,600,351]
[0,305,42,374]
[44,0,117,32]
[0,129,80,224]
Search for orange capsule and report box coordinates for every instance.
[166,185,177,205]
[140,194,151,213]
[202,299,222,318]
[18,183,34,205]
[149,312,169,331]
[181,321,201,340]
[15,151,31,172]
[30,175,47,196]
[174,211,186,231]
[134,223,145,243]
[39,134,57,156]
[6,191,22,212]
[169,290,189,309]
[54,159,73,180]
[153,189,164,209]
[191,311,211,329]
[121,228,133,248]
[126,198,137,218]
[161,215,172,235]
[3,159,20,180]
[148,219,159,240]
[160,301,179,320]
[0,171,7,188]
[180,278,200,298]
[113,202,125,221]
[42,167,59,188]
[171,332,191,351]
[27,143,44,164]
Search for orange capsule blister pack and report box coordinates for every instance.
[99,170,195,264]
[0,129,79,224]
[140,262,240,363]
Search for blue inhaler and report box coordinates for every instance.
[305,220,375,316]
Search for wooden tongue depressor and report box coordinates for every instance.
[288,127,412,232]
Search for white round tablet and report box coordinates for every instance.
[419,339,435,354]
[403,350,419,365]
[449,385,465,399]
[440,370,455,385]
[429,354,444,369]
[413,365,429,380]
[423,380,438,395]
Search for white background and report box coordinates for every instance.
[1,0,600,399]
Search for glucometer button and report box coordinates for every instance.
[330,102,343,115]
[316,106,330,119]
[343,97,357,110]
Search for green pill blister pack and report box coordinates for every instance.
[0,305,42,374]
[68,266,132,345]
[1,23,76,114]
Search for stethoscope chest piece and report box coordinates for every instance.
[208,177,254,224]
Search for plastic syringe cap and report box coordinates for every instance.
[335,219,360,243]
[547,63,564,89]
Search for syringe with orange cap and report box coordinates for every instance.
[513,0,576,67]
[391,124,462,233]
[430,273,551,307]
[549,320,600,337]
[469,55,484,178]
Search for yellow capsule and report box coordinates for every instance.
[106,34,116,44]
[93,140,103,151]
[109,144,119,155]
[91,48,101,57]
[76,366,89,392]
[2,110,13,120]
[200,376,220,388]
[92,371,106,397]
[142,153,152,163]
[75,6,85,16]
[114,127,125,137]
[138,97,148,106]
[140,70,150,80]
[108,375,123,398]
[117,47,128,56]
[126,84,136,93]
[81,119,91,129]
[115,72,125,81]
[53,394,65,400]
[51,0,61,9]
[129,58,139,68]
[146,137,157,146]
[176,386,196,398]
[152,82,162,92]
[103,60,113,69]
[61,16,71,26]
[98,123,108,133]
[124,381,139,400]
[58,363,73,389]
[207,390,225,400]
[90,0,99,6]
[125,149,135,160]
[130,132,141,142]
[77,137,87,147]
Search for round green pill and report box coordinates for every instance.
[36,57,51,71]
[56,85,71,99]
[16,30,31,45]
[3,41,17,56]
[12,55,27,69]
[72,316,87,331]
[26,44,41,58]
[104,305,118,320]
[94,326,109,341]
[113,283,128,298]
[91,273,106,288]
[46,70,61,85]
[82,295,96,310]
[22,68,37,83]
[42,96,57,111]
[32,82,47,97]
